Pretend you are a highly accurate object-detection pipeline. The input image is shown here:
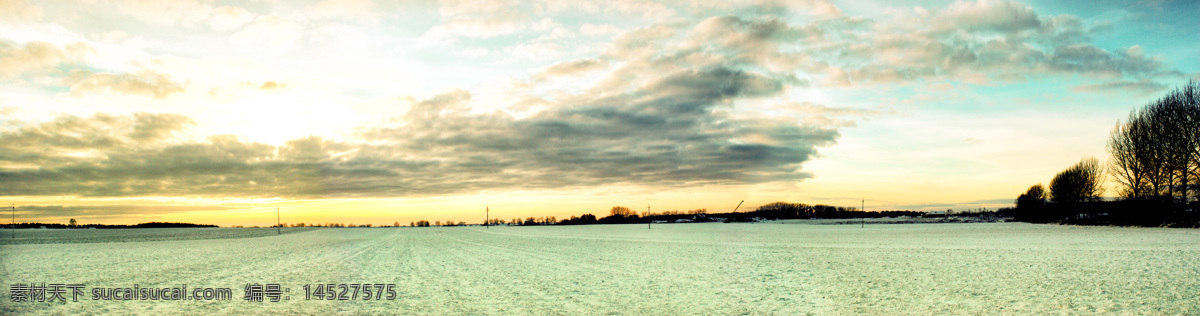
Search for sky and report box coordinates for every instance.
[1,0,1197,226]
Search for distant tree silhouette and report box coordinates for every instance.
[69,218,77,228]
[756,202,808,219]
[609,206,635,217]
[600,206,640,223]
[1050,157,1103,205]
[1016,184,1047,209]
[560,213,598,225]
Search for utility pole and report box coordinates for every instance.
[11,204,14,239]
[861,198,865,228]
[276,206,280,235]
[486,206,489,229]
[647,205,651,229]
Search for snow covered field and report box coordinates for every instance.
[2,223,1198,314]
[0,227,317,245]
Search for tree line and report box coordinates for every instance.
[1014,81,1200,227]
[6,221,217,229]
[396,203,934,228]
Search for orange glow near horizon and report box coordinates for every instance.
[7,180,1024,227]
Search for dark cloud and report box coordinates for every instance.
[0,64,838,198]
[359,66,835,195]
[0,112,193,168]
[131,112,194,141]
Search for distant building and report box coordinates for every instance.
[924,210,947,218]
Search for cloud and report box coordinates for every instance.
[0,0,44,24]
[0,41,93,80]
[457,47,490,57]
[256,81,286,90]
[16,204,237,219]
[603,25,677,59]
[580,23,621,37]
[118,0,255,31]
[780,102,882,128]
[931,0,1040,33]
[1,63,838,198]
[419,0,530,44]
[1071,79,1168,96]
[129,112,195,142]
[504,41,564,61]
[751,0,843,18]
[229,15,303,55]
[64,69,187,99]
[532,58,608,81]
[682,15,823,72]
[1,112,192,151]
[606,0,676,19]
[207,6,256,31]
[796,0,1187,88]
[303,0,379,22]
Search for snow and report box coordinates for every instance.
[0,227,317,245]
[1,223,1198,314]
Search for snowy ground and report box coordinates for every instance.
[0,227,317,245]
[1,223,1197,314]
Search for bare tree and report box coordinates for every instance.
[1108,81,1200,203]
[1108,115,1150,198]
